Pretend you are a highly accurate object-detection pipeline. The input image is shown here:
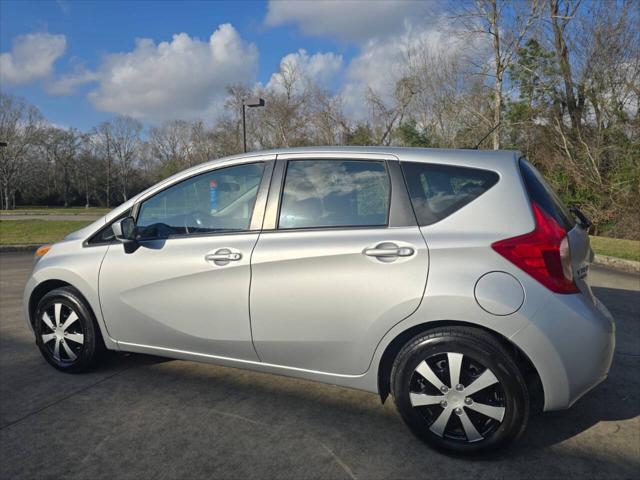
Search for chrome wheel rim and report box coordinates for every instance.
[40,303,84,363]
[409,352,506,443]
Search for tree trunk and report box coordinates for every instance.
[62,167,69,207]
[491,0,502,150]
[85,171,90,208]
[106,138,111,208]
[106,156,111,208]
[493,74,502,150]
[550,0,581,130]
[122,165,128,202]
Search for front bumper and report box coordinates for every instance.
[511,293,615,411]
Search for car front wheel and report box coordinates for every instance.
[34,286,105,373]
[391,326,529,454]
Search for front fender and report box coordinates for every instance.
[23,240,118,350]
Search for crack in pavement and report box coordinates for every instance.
[320,442,358,480]
[0,366,133,432]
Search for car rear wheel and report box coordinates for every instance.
[391,326,529,454]
[34,287,105,373]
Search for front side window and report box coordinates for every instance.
[278,160,390,229]
[136,162,265,239]
[402,162,499,226]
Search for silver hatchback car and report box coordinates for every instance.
[24,147,614,453]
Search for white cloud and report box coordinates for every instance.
[266,49,343,92]
[84,24,258,121]
[341,21,467,119]
[0,33,66,84]
[265,0,419,43]
[46,67,99,95]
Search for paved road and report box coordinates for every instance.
[0,252,638,479]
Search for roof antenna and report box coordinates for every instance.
[472,122,501,150]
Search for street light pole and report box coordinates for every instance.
[242,103,247,153]
[0,142,7,210]
[241,97,265,153]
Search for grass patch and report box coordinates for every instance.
[590,235,640,262]
[0,219,93,245]
[0,207,110,216]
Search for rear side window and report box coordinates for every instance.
[278,160,390,229]
[519,159,574,230]
[402,162,499,226]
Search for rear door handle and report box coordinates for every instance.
[363,246,414,258]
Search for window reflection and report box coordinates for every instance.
[279,160,390,229]
[136,163,264,239]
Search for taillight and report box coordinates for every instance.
[492,203,579,294]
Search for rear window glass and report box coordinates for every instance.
[519,159,574,230]
[278,160,390,229]
[401,162,499,226]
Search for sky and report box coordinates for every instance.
[0,0,447,130]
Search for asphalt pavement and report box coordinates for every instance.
[0,252,638,479]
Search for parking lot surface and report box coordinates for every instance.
[1,252,638,479]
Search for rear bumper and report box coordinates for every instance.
[511,293,615,411]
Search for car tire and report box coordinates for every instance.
[34,286,105,373]
[391,326,529,454]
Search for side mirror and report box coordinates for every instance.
[112,216,136,243]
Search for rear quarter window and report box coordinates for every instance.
[519,158,575,230]
[401,162,499,226]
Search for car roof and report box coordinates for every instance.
[212,146,520,165]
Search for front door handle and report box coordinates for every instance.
[363,244,415,258]
[205,249,242,265]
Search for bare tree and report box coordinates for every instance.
[254,60,313,148]
[367,76,417,146]
[110,116,142,202]
[548,0,584,131]
[91,121,116,207]
[0,93,44,209]
[186,121,214,165]
[307,87,349,145]
[77,133,100,208]
[41,128,81,207]
[455,0,542,149]
[150,120,192,175]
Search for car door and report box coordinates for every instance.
[249,153,429,375]
[99,157,274,360]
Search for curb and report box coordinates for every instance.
[593,255,640,275]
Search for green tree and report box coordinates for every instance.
[397,120,431,147]
[346,123,374,146]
